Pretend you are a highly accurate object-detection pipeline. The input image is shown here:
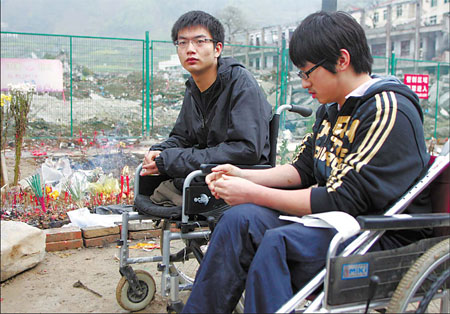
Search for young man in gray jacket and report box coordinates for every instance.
[141,11,272,193]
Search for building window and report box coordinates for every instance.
[429,15,437,25]
[371,43,386,56]
[383,9,387,20]
[373,12,379,23]
[401,40,410,57]
[271,31,278,44]
[431,0,437,7]
[396,5,402,17]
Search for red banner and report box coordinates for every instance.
[404,74,429,99]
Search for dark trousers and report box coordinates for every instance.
[182,204,338,313]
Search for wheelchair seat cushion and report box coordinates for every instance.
[134,193,181,219]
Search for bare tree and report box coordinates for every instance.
[217,6,248,44]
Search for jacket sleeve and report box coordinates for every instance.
[150,95,198,151]
[291,106,326,188]
[310,92,429,217]
[157,84,271,178]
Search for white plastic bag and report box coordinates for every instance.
[67,207,122,228]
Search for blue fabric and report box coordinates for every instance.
[182,204,337,313]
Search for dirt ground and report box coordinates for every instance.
[1,142,174,313]
[0,239,170,313]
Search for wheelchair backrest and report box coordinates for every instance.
[268,114,280,167]
[268,105,313,167]
[430,141,449,236]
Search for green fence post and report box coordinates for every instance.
[150,39,154,136]
[279,39,288,129]
[434,62,440,139]
[145,31,150,137]
[141,41,145,137]
[280,39,287,107]
[275,47,280,110]
[390,52,396,75]
[70,36,73,137]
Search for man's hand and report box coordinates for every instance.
[206,164,243,199]
[211,174,258,206]
[141,151,161,176]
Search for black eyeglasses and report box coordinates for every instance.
[297,59,327,80]
[174,38,216,49]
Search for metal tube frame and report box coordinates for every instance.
[277,153,449,313]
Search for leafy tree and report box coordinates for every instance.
[217,6,248,43]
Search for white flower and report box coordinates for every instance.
[8,83,36,93]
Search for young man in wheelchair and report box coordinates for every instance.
[140,10,272,204]
[182,11,432,313]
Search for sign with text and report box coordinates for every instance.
[1,58,64,92]
[404,74,429,99]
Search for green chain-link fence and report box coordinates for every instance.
[1,31,448,143]
[392,57,449,140]
[1,32,145,141]
[1,31,280,142]
[147,40,281,139]
[277,50,449,142]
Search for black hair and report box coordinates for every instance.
[171,10,225,45]
[289,11,373,74]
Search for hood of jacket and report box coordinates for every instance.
[185,56,245,92]
[363,75,423,121]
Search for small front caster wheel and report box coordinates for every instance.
[116,269,156,312]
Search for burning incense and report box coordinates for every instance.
[26,173,46,213]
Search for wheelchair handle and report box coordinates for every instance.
[269,104,312,167]
[276,104,313,117]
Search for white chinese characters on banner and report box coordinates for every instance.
[404,74,429,99]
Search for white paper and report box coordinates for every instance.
[67,207,122,228]
[279,211,361,240]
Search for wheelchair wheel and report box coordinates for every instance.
[116,269,156,312]
[387,238,450,313]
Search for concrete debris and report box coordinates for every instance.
[1,220,46,282]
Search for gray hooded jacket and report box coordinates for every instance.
[151,57,272,188]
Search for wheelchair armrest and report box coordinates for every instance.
[134,163,171,198]
[356,213,450,230]
[200,163,272,174]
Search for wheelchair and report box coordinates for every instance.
[115,104,313,312]
[276,141,449,313]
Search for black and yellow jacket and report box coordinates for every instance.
[293,76,431,246]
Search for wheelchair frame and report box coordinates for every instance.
[276,144,450,313]
[116,101,449,313]
[116,104,313,312]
